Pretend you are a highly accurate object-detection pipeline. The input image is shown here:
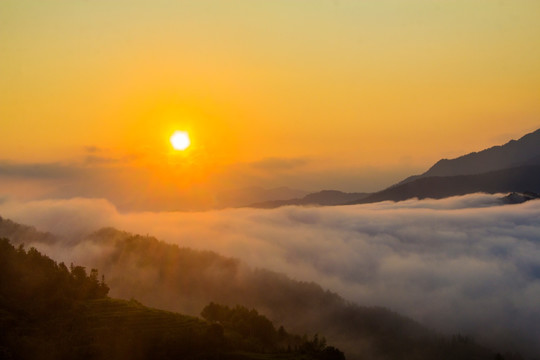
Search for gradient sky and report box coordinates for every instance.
[1,0,540,208]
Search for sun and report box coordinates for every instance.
[170,131,191,151]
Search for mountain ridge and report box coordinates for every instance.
[247,190,369,209]
[401,128,540,185]
[348,127,540,204]
[350,165,540,205]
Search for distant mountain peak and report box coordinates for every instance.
[247,190,369,208]
[423,127,540,178]
[352,127,540,205]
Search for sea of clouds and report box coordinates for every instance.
[1,193,539,355]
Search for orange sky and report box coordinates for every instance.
[1,0,540,208]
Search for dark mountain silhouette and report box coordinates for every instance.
[500,191,540,204]
[350,165,540,205]
[0,217,507,360]
[248,190,369,208]
[398,128,540,186]
[345,128,540,205]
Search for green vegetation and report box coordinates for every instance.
[0,238,343,360]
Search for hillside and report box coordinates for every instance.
[0,218,507,360]
[398,128,540,186]
[0,237,344,360]
[345,128,540,205]
[351,165,540,205]
[425,128,540,176]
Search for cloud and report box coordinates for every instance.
[82,146,142,166]
[0,197,118,239]
[249,157,310,171]
[0,161,80,179]
[0,158,210,211]
[0,148,140,181]
[83,154,141,165]
[1,194,539,355]
[84,145,102,153]
[0,157,422,211]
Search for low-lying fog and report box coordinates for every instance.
[1,193,539,355]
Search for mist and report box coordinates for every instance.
[1,193,539,356]
[0,156,419,212]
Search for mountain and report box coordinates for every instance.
[250,128,540,209]
[0,217,506,360]
[501,191,540,204]
[351,165,540,204]
[347,128,540,205]
[248,190,369,208]
[398,128,540,186]
[0,237,344,360]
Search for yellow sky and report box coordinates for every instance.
[1,0,540,200]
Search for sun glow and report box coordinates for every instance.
[170,131,191,151]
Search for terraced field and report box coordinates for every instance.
[82,298,207,335]
[67,298,216,359]
[76,299,314,360]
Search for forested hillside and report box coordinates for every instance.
[0,238,344,360]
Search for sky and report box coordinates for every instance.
[1,0,540,209]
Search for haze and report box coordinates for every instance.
[1,194,539,356]
[2,1,540,210]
